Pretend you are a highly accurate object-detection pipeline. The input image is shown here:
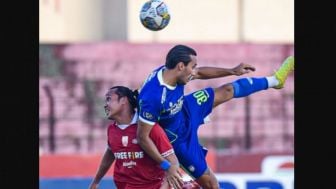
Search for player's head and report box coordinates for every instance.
[165,45,198,85]
[104,86,139,120]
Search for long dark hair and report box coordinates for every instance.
[109,86,139,113]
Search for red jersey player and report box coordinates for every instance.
[89,86,181,189]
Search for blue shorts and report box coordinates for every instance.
[172,87,214,179]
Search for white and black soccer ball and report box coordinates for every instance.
[139,0,170,31]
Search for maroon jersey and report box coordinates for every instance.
[107,116,174,189]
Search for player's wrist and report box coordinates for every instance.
[230,68,238,76]
[160,160,171,171]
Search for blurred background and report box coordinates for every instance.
[39,0,294,188]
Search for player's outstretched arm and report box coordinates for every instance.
[89,148,115,189]
[193,63,255,80]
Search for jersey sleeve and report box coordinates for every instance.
[149,123,174,157]
[138,93,161,126]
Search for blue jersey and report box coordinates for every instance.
[138,66,188,143]
[138,66,216,178]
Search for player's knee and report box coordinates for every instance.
[222,84,234,94]
[203,181,219,189]
[208,174,219,189]
[209,183,220,189]
[214,84,234,104]
[196,171,219,189]
[197,180,219,189]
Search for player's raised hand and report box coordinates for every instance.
[166,164,184,189]
[232,63,256,76]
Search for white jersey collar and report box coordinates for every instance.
[116,113,138,130]
[157,67,176,90]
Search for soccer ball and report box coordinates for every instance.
[139,0,171,31]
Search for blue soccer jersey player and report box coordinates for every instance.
[136,44,294,189]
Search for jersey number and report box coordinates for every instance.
[193,90,208,105]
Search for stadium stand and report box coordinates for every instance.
[39,43,294,154]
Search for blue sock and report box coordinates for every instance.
[232,77,268,98]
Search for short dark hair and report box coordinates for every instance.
[109,86,139,113]
[165,45,197,69]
